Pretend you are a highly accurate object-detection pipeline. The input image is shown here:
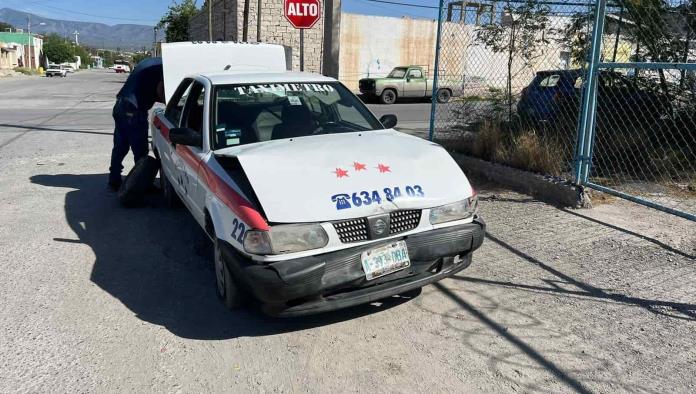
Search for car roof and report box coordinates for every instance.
[201,71,337,85]
[536,69,582,77]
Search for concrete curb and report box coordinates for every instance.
[451,152,591,208]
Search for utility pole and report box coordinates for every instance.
[242,0,250,41]
[256,0,262,42]
[153,27,158,56]
[222,0,227,40]
[208,0,213,41]
[26,15,32,69]
[322,0,341,78]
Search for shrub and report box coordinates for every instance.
[13,67,39,75]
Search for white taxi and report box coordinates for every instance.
[151,43,485,316]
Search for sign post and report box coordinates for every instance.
[284,0,321,72]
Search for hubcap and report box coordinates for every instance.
[385,92,395,103]
[214,245,225,296]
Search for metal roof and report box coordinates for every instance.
[0,32,39,46]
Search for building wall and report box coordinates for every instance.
[0,33,43,69]
[189,0,324,73]
[338,14,439,91]
[338,14,579,93]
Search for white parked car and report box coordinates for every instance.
[151,43,485,316]
[45,65,67,77]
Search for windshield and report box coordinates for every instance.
[212,82,383,149]
[388,68,408,79]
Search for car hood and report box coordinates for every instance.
[216,130,473,223]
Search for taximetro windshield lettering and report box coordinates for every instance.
[233,83,336,96]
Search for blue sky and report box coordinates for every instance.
[1,0,440,26]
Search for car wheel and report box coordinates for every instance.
[380,89,397,105]
[118,156,160,207]
[159,165,181,208]
[214,238,244,310]
[436,89,452,103]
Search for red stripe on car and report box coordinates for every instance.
[197,158,270,231]
[155,115,269,230]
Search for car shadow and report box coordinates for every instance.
[30,173,419,340]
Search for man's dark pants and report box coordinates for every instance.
[108,99,149,186]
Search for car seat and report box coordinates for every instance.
[271,102,317,140]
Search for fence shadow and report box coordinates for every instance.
[474,233,696,321]
[561,208,694,259]
[30,173,419,340]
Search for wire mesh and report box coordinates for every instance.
[431,0,595,177]
[431,0,695,219]
[589,0,696,217]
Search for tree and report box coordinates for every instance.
[0,21,14,31]
[157,0,199,42]
[131,51,150,65]
[474,0,550,124]
[43,34,75,64]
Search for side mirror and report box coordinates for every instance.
[170,127,202,147]
[379,114,398,129]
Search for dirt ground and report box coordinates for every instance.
[1,71,694,393]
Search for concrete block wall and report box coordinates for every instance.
[189,0,324,73]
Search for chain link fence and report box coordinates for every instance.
[430,0,695,220]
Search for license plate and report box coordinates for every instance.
[360,241,410,281]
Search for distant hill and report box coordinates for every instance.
[0,8,163,50]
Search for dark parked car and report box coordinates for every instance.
[517,69,672,126]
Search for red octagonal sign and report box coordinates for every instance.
[284,0,321,29]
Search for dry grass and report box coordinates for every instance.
[444,122,566,177]
[508,131,565,176]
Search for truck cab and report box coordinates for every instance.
[359,66,455,104]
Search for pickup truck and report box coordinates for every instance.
[150,42,484,316]
[359,66,461,104]
[45,65,67,77]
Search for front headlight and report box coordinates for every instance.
[429,194,478,225]
[243,224,329,255]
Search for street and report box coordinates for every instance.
[1,71,695,393]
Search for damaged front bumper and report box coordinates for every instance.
[221,216,486,317]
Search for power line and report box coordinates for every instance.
[21,2,159,24]
[363,0,439,9]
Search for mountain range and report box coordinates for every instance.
[0,8,162,50]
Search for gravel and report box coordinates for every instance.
[1,70,694,393]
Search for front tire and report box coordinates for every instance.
[380,89,397,105]
[214,238,244,310]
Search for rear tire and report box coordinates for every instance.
[214,238,244,310]
[118,156,159,207]
[380,89,397,105]
[436,89,452,103]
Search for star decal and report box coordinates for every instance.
[376,163,391,173]
[353,162,367,171]
[334,168,349,178]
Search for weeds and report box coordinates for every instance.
[12,67,39,75]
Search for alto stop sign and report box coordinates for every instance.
[284,0,321,29]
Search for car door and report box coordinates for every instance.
[175,80,209,222]
[157,79,193,194]
[403,68,427,97]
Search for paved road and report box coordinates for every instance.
[366,101,433,139]
[1,71,695,393]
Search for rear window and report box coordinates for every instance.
[538,74,561,88]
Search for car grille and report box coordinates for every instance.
[359,79,375,91]
[389,210,422,235]
[333,210,422,243]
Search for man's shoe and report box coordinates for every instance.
[107,180,121,192]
